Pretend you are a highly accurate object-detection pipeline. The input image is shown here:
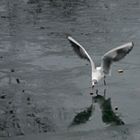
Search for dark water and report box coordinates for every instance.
[0,0,140,137]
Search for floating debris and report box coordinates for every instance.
[27,97,30,101]
[115,106,118,111]
[8,101,12,104]
[11,69,15,73]
[1,16,8,19]
[117,69,124,74]
[16,78,20,84]
[40,26,45,29]
[27,97,31,105]
[0,95,6,99]
[9,110,14,114]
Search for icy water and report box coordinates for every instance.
[0,0,140,138]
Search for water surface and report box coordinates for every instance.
[0,0,140,137]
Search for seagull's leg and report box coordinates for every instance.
[104,76,106,86]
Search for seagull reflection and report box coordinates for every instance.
[70,90,124,127]
[92,92,124,125]
[70,99,95,126]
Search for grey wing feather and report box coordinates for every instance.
[67,36,95,69]
[101,42,134,74]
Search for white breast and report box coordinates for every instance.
[92,67,104,81]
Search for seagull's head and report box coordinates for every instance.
[92,79,98,88]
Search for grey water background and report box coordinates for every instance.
[0,0,140,138]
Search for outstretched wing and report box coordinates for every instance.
[101,42,134,74]
[67,36,95,70]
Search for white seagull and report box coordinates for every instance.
[67,36,134,89]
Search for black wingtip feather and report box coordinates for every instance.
[65,33,71,39]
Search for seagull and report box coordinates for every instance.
[67,36,134,89]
